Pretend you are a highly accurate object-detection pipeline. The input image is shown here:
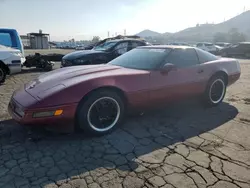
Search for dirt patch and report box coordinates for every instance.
[243,98,250,105]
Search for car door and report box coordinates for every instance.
[149,48,205,105]
[228,44,242,55]
[240,43,250,55]
[111,41,129,59]
[93,54,109,64]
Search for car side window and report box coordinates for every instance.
[128,41,144,51]
[166,48,199,68]
[114,42,128,55]
[132,41,145,48]
[196,48,219,63]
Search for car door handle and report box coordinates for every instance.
[197,69,204,73]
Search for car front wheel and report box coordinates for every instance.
[76,90,125,135]
[0,67,6,84]
[203,75,226,107]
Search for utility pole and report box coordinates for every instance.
[124,29,126,36]
[108,31,110,38]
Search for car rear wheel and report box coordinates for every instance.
[76,90,125,136]
[0,67,6,84]
[203,75,226,107]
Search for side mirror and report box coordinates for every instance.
[160,63,177,74]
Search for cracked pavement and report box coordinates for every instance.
[0,61,250,188]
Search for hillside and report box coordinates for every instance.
[173,10,250,41]
[136,29,161,37]
[136,10,250,42]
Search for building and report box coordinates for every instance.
[20,35,31,48]
[28,30,50,49]
[21,30,50,49]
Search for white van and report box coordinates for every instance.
[0,28,25,83]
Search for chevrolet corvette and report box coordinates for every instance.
[8,46,241,135]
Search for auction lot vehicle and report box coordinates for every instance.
[0,45,22,83]
[220,42,250,58]
[0,28,25,83]
[0,28,25,64]
[61,36,148,67]
[196,42,218,54]
[215,42,231,48]
[9,46,241,135]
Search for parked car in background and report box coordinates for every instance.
[215,42,231,48]
[0,44,22,83]
[9,46,241,135]
[61,37,148,67]
[196,42,218,54]
[220,42,250,58]
[75,45,85,50]
[168,42,190,46]
[0,28,25,64]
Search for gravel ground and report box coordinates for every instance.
[0,60,250,188]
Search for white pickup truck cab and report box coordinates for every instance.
[0,28,25,83]
[0,45,22,83]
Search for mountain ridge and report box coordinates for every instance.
[135,10,250,41]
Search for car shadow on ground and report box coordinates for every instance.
[0,100,238,187]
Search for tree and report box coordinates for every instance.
[228,28,246,44]
[92,36,100,42]
[213,32,227,43]
[213,28,246,44]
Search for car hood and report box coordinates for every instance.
[63,49,106,60]
[0,44,20,53]
[25,64,146,99]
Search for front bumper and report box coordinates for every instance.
[61,59,73,67]
[8,97,78,132]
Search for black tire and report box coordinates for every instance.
[203,75,226,107]
[76,90,125,136]
[0,66,6,84]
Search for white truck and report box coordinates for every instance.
[0,28,25,83]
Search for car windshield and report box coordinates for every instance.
[93,41,118,51]
[108,48,171,70]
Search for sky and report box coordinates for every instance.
[0,0,250,41]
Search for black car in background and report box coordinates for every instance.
[220,42,250,58]
[61,37,148,67]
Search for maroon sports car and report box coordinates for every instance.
[8,46,241,135]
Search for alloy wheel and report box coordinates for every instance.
[209,79,225,104]
[87,97,120,132]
